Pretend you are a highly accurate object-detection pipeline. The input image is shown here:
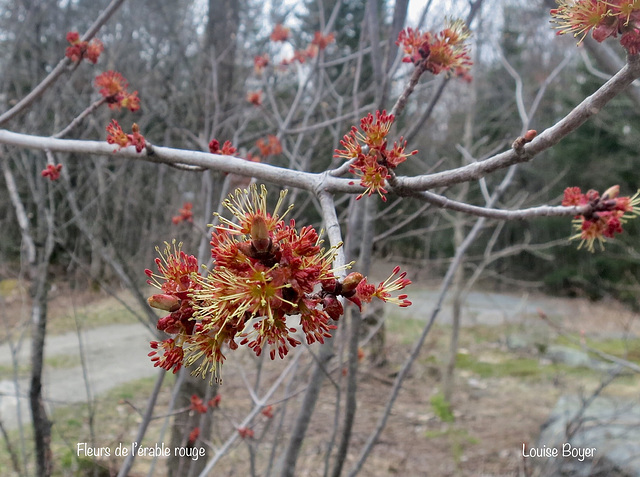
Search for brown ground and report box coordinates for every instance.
[1,279,639,477]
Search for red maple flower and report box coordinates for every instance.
[397,20,472,76]
[551,0,640,52]
[172,202,194,225]
[106,120,146,152]
[41,163,63,181]
[261,405,274,418]
[188,427,200,443]
[311,31,335,50]
[254,54,269,74]
[65,31,103,64]
[95,71,140,112]
[208,395,222,408]
[270,24,290,42]
[190,395,208,414]
[563,185,640,251]
[246,90,263,106]
[256,135,282,156]
[238,427,254,439]
[209,139,237,156]
[334,111,417,201]
[146,186,411,383]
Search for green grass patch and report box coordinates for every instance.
[424,426,479,465]
[430,392,455,423]
[386,316,427,345]
[455,353,545,378]
[45,353,82,369]
[555,335,640,364]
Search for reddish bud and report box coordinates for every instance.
[322,295,344,320]
[341,272,364,294]
[322,278,340,294]
[524,130,537,141]
[250,216,271,253]
[602,185,620,200]
[208,395,222,408]
[148,294,181,312]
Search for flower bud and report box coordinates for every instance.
[524,129,537,141]
[148,294,181,312]
[341,272,364,294]
[602,185,620,200]
[322,295,344,320]
[250,216,271,253]
[322,278,340,294]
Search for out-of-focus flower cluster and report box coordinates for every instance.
[396,19,472,78]
[95,71,141,112]
[253,27,335,74]
[334,110,417,201]
[172,202,194,225]
[65,31,103,64]
[209,139,237,156]
[562,185,640,251]
[41,163,63,181]
[106,120,146,152]
[551,0,640,53]
[145,185,411,384]
[256,135,282,157]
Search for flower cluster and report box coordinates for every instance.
[550,0,640,52]
[41,163,63,181]
[146,241,202,373]
[562,185,640,251]
[256,135,282,156]
[189,393,222,413]
[334,110,417,201]
[280,31,335,65]
[106,120,146,152]
[172,202,194,225]
[209,139,237,156]
[95,71,141,112]
[254,54,269,74]
[396,19,472,76]
[145,185,411,384]
[246,90,263,106]
[65,31,103,64]
[270,24,290,42]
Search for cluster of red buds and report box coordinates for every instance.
[106,120,146,152]
[246,90,263,106]
[41,163,63,181]
[172,202,194,225]
[256,135,282,156]
[334,110,417,201]
[562,185,640,251]
[95,71,140,112]
[396,19,472,77]
[209,139,237,156]
[551,0,640,53]
[270,24,290,42]
[65,31,103,64]
[145,185,411,384]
